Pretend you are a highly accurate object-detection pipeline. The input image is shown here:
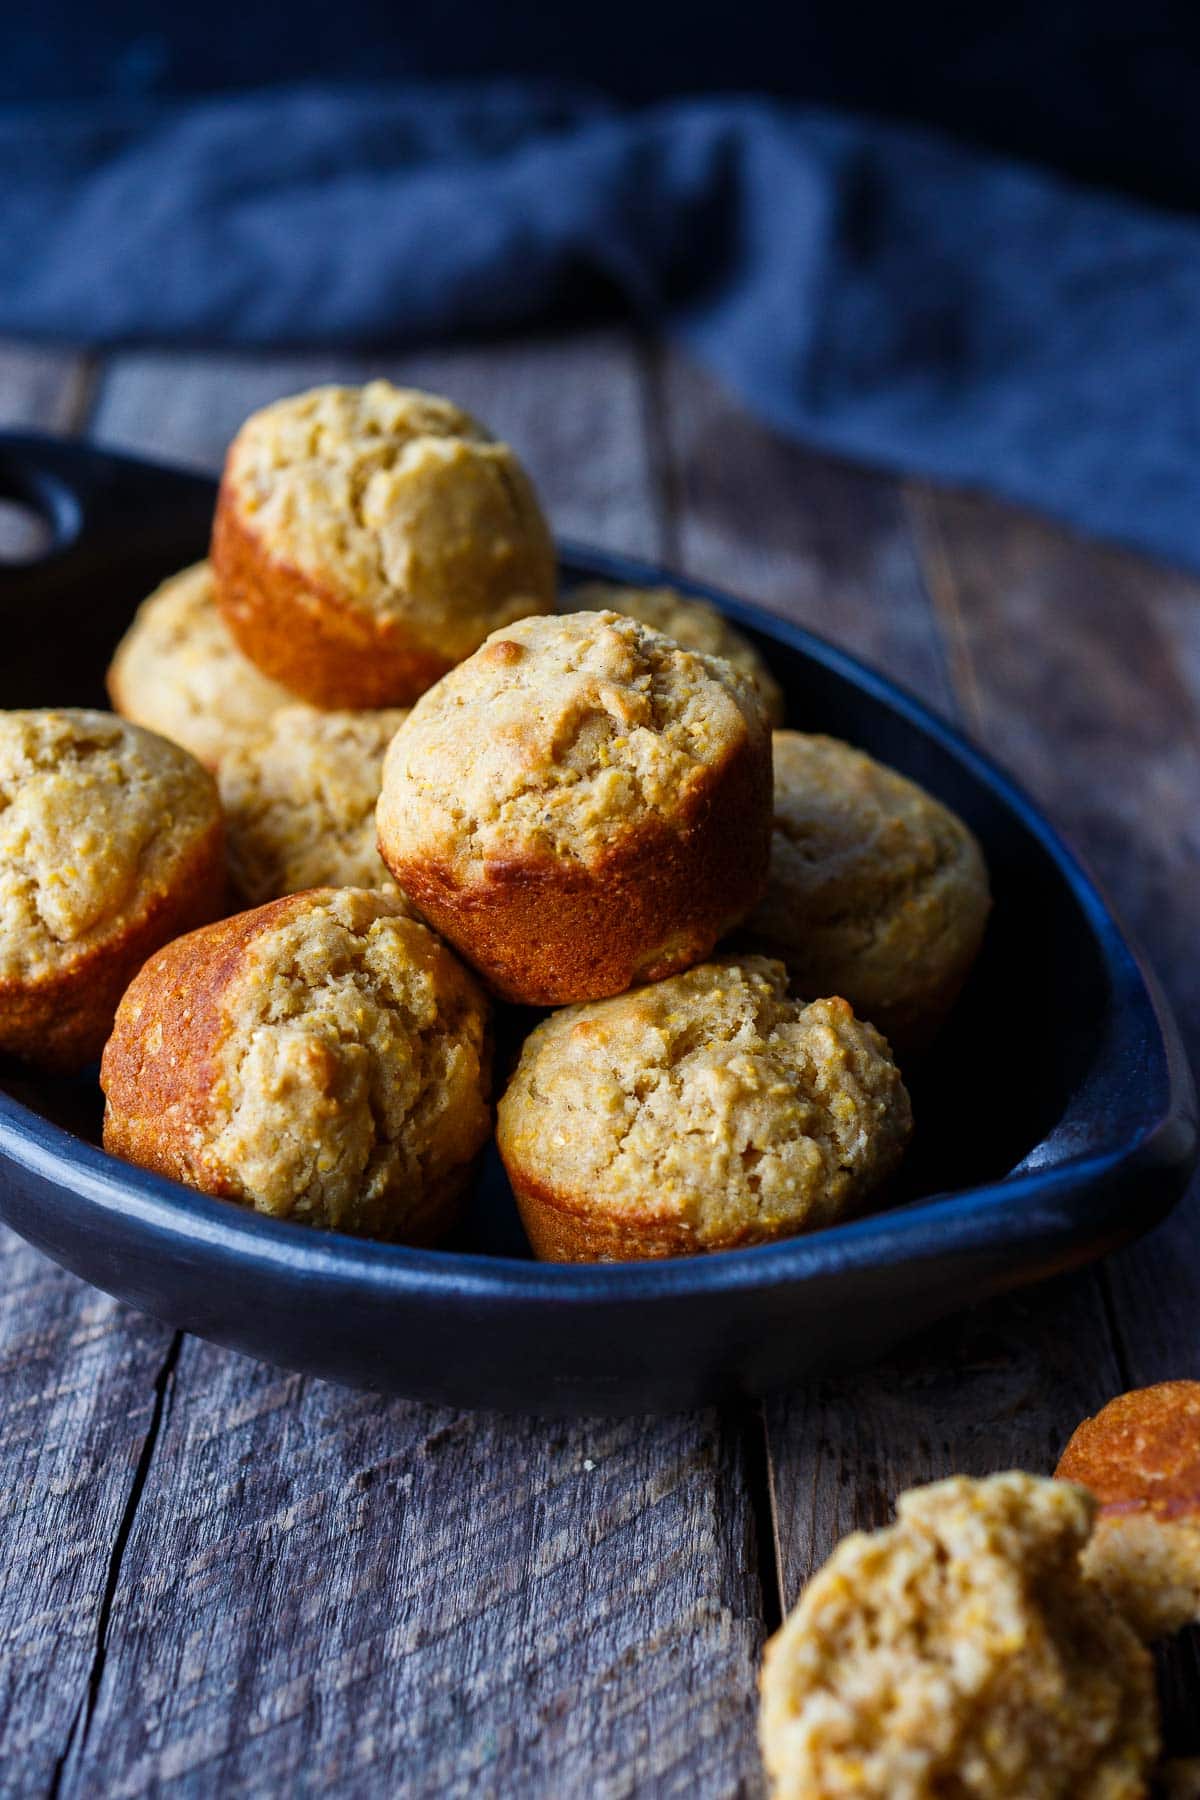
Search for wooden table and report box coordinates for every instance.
[0,329,1197,1796]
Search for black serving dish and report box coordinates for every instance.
[0,431,1194,1414]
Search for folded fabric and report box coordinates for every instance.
[5,83,1200,572]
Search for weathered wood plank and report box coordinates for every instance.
[91,329,663,561]
[0,342,183,1795]
[61,1344,763,1798]
[0,1239,178,1794]
[60,334,766,1799]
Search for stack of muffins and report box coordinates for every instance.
[0,380,992,1259]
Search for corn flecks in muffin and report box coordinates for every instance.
[759,1473,1158,1800]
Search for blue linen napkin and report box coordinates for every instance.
[5,83,1200,572]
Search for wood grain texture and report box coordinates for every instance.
[58,1343,763,1798]
[51,333,767,1799]
[0,1233,177,1794]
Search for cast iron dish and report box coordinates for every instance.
[0,432,1194,1414]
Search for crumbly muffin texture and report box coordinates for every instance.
[101,889,491,1239]
[220,704,409,904]
[498,957,911,1256]
[0,709,220,983]
[563,580,786,726]
[220,382,555,662]
[759,1473,1159,1800]
[106,561,293,768]
[378,609,769,882]
[744,733,990,1051]
[1057,1380,1200,1639]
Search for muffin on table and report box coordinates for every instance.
[219,704,409,905]
[106,560,293,769]
[0,709,225,1072]
[758,1472,1159,1800]
[1057,1380,1200,1640]
[211,382,557,708]
[563,580,786,727]
[496,956,911,1260]
[376,610,773,1005]
[100,888,491,1242]
[743,733,990,1053]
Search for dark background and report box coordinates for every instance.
[10,2,1199,212]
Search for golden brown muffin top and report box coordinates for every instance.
[219,704,409,904]
[222,381,555,660]
[497,956,910,1249]
[106,561,293,768]
[377,609,769,884]
[1057,1381,1200,1519]
[0,709,221,983]
[563,581,786,726]
[758,1473,1159,1800]
[746,733,990,1043]
[102,888,490,1236]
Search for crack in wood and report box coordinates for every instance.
[733,1402,782,1637]
[47,1331,182,1798]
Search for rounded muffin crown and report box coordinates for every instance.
[106,561,293,768]
[0,708,222,983]
[746,732,990,1049]
[497,955,911,1257]
[1057,1381,1200,1517]
[759,1472,1159,1800]
[101,888,491,1239]
[219,703,409,904]
[1057,1382,1200,1642]
[378,609,771,885]
[563,580,785,727]
[217,381,556,663]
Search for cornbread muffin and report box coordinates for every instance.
[759,1473,1159,1800]
[377,610,773,1004]
[1057,1381,1200,1639]
[106,561,293,768]
[220,704,409,904]
[0,710,225,1072]
[212,382,557,707]
[497,957,912,1260]
[100,889,490,1240]
[743,733,991,1052]
[563,580,786,726]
